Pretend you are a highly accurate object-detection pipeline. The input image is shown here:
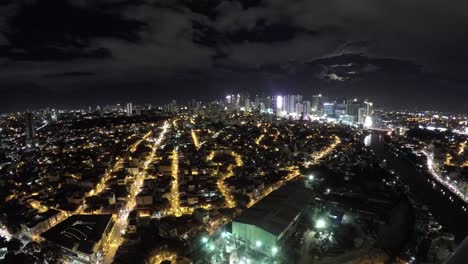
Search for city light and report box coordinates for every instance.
[272,246,278,255]
[315,218,327,229]
[216,151,243,208]
[104,121,170,263]
[255,240,262,248]
[423,150,468,203]
[169,148,181,215]
[276,96,283,109]
[209,244,215,251]
[8,92,464,264]
[364,116,373,128]
[191,129,200,149]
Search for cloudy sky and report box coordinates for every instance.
[1,0,468,113]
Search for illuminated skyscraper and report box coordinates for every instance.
[311,94,322,112]
[323,102,336,117]
[244,98,251,112]
[364,101,374,116]
[302,100,311,115]
[295,103,303,116]
[346,99,360,122]
[358,107,366,124]
[126,102,133,116]
[276,96,284,116]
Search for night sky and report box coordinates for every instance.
[1,0,468,113]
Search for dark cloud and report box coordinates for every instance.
[0,0,467,113]
[1,0,145,61]
[44,71,96,78]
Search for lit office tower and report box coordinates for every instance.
[358,107,366,124]
[225,95,233,105]
[311,94,322,112]
[335,102,347,117]
[364,101,374,116]
[346,99,361,121]
[302,100,311,115]
[126,102,133,116]
[295,103,303,116]
[244,98,251,112]
[284,94,303,114]
[276,96,284,116]
[288,95,295,114]
[323,102,336,117]
[24,112,35,143]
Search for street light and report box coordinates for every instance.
[201,236,209,243]
[308,175,314,181]
[208,244,215,251]
[315,218,327,229]
[272,246,278,255]
[255,240,262,248]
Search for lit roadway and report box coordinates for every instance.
[255,134,265,145]
[248,135,341,208]
[191,129,200,149]
[168,147,184,216]
[217,151,243,208]
[422,150,468,204]
[165,118,195,217]
[102,121,170,264]
[75,131,152,214]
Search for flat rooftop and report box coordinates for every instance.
[26,209,61,228]
[234,182,313,236]
[41,214,113,255]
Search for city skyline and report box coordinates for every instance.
[1,1,468,113]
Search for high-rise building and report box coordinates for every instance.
[295,103,303,116]
[244,98,251,112]
[282,94,303,115]
[24,112,35,144]
[335,103,347,117]
[276,96,284,116]
[259,102,266,113]
[346,99,360,122]
[311,94,322,112]
[302,101,311,115]
[323,102,336,117]
[358,107,366,124]
[364,101,374,117]
[126,102,133,116]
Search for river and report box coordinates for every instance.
[367,132,468,242]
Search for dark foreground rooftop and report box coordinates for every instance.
[41,214,114,255]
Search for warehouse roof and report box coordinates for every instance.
[234,182,313,236]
